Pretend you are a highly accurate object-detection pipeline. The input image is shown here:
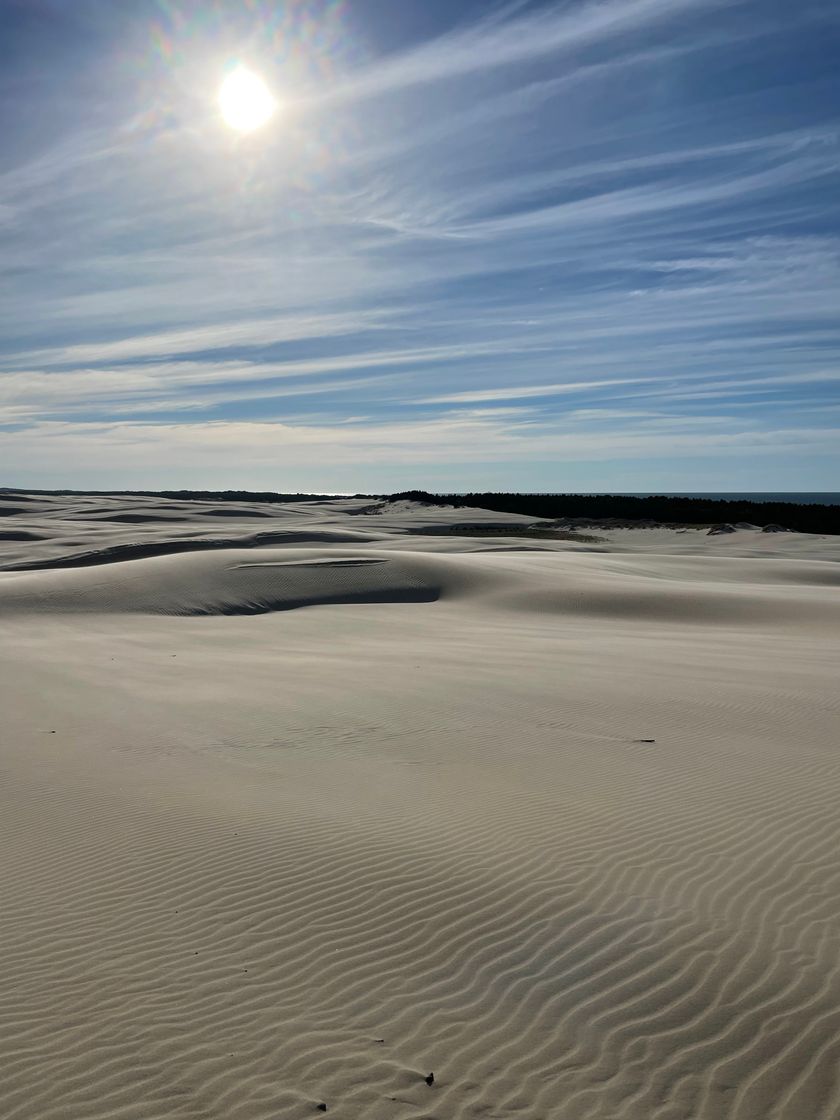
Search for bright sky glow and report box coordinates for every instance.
[0,0,838,492]
[218,66,277,133]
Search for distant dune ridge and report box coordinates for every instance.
[2,491,840,1119]
[3,487,839,533]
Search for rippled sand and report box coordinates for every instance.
[2,492,839,1120]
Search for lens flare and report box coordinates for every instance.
[218,66,277,132]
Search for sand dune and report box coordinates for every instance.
[1,493,840,1119]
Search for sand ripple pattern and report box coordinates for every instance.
[2,492,840,1119]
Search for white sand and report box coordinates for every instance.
[2,493,839,1119]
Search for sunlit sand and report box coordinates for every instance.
[2,492,839,1119]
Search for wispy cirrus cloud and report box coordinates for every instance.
[2,412,836,495]
[6,310,394,368]
[417,378,650,404]
[315,0,732,104]
[0,0,838,488]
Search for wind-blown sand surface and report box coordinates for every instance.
[2,492,840,1120]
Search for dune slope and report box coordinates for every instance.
[1,493,839,1120]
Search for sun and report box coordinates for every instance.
[218,66,277,133]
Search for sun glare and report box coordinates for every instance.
[218,66,277,133]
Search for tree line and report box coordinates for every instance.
[388,491,840,535]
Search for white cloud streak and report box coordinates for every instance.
[315,0,727,104]
[2,415,836,485]
[0,0,837,487]
[417,378,650,404]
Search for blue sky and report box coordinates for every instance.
[1,0,838,492]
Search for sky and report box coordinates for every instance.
[0,0,838,493]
